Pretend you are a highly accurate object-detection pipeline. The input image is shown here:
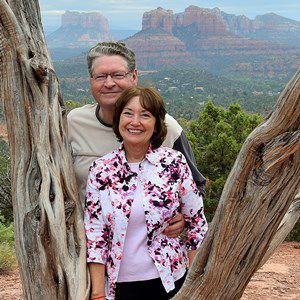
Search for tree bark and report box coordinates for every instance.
[1,1,299,300]
[260,192,300,267]
[0,1,87,299]
[174,71,300,299]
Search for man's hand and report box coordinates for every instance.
[164,213,185,238]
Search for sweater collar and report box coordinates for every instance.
[117,143,160,167]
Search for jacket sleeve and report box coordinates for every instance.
[173,131,206,196]
[177,154,208,250]
[84,164,109,264]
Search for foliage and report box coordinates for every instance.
[0,138,12,222]
[65,99,84,114]
[184,101,299,241]
[53,62,289,120]
[0,214,16,272]
[286,219,300,242]
[182,101,263,221]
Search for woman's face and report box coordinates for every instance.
[119,96,156,148]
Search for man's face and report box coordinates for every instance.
[90,55,138,110]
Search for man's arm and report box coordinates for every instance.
[173,131,206,196]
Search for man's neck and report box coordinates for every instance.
[98,107,114,125]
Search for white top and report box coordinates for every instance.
[117,162,159,282]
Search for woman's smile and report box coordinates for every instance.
[119,96,156,148]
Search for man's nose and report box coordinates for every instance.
[104,75,116,88]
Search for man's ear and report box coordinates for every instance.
[132,69,138,86]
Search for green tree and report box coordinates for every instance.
[0,138,12,223]
[182,101,264,221]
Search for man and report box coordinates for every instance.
[67,42,205,236]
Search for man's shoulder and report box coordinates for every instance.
[163,114,183,147]
[165,114,182,130]
[67,104,97,121]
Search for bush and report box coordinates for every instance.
[0,137,13,222]
[0,215,17,272]
[0,242,17,273]
[286,219,300,242]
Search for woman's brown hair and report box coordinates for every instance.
[113,87,167,149]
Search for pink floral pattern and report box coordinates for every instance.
[84,144,208,299]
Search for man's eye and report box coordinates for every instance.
[113,73,125,79]
[95,75,106,80]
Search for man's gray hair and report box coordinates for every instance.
[87,42,136,76]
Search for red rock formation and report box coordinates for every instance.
[142,7,173,34]
[62,11,109,33]
[182,5,227,36]
[221,11,255,35]
[124,31,203,70]
[47,11,110,48]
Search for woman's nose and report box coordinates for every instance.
[131,115,141,125]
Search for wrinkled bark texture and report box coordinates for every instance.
[174,71,300,299]
[0,0,87,299]
[1,0,299,299]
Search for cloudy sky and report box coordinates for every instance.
[39,0,300,30]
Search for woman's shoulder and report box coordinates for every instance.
[90,149,119,172]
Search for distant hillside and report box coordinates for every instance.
[123,6,300,77]
[46,11,110,48]
[53,60,288,119]
[51,7,300,78]
[247,13,300,47]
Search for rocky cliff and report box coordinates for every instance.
[47,11,110,48]
[124,29,199,70]
[123,6,299,75]
[142,7,173,34]
[221,12,300,46]
[179,6,227,36]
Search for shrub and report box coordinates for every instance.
[0,215,17,272]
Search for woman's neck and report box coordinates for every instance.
[124,142,150,163]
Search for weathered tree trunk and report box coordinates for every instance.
[260,192,300,266]
[174,71,300,299]
[0,0,87,299]
[1,0,299,300]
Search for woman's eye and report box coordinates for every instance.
[123,111,132,116]
[141,113,150,118]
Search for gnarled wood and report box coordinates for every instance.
[260,193,300,267]
[0,0,87,299]
[174,71,300,299]
[1,1,299,299]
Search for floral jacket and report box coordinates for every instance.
[84,144,208,299]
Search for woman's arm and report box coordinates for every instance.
[84,163,110,298]
[89,263,106,299]
[178,154,208,251]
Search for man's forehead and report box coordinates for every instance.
[93,55,128,69]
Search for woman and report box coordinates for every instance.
[84,87,208,300]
